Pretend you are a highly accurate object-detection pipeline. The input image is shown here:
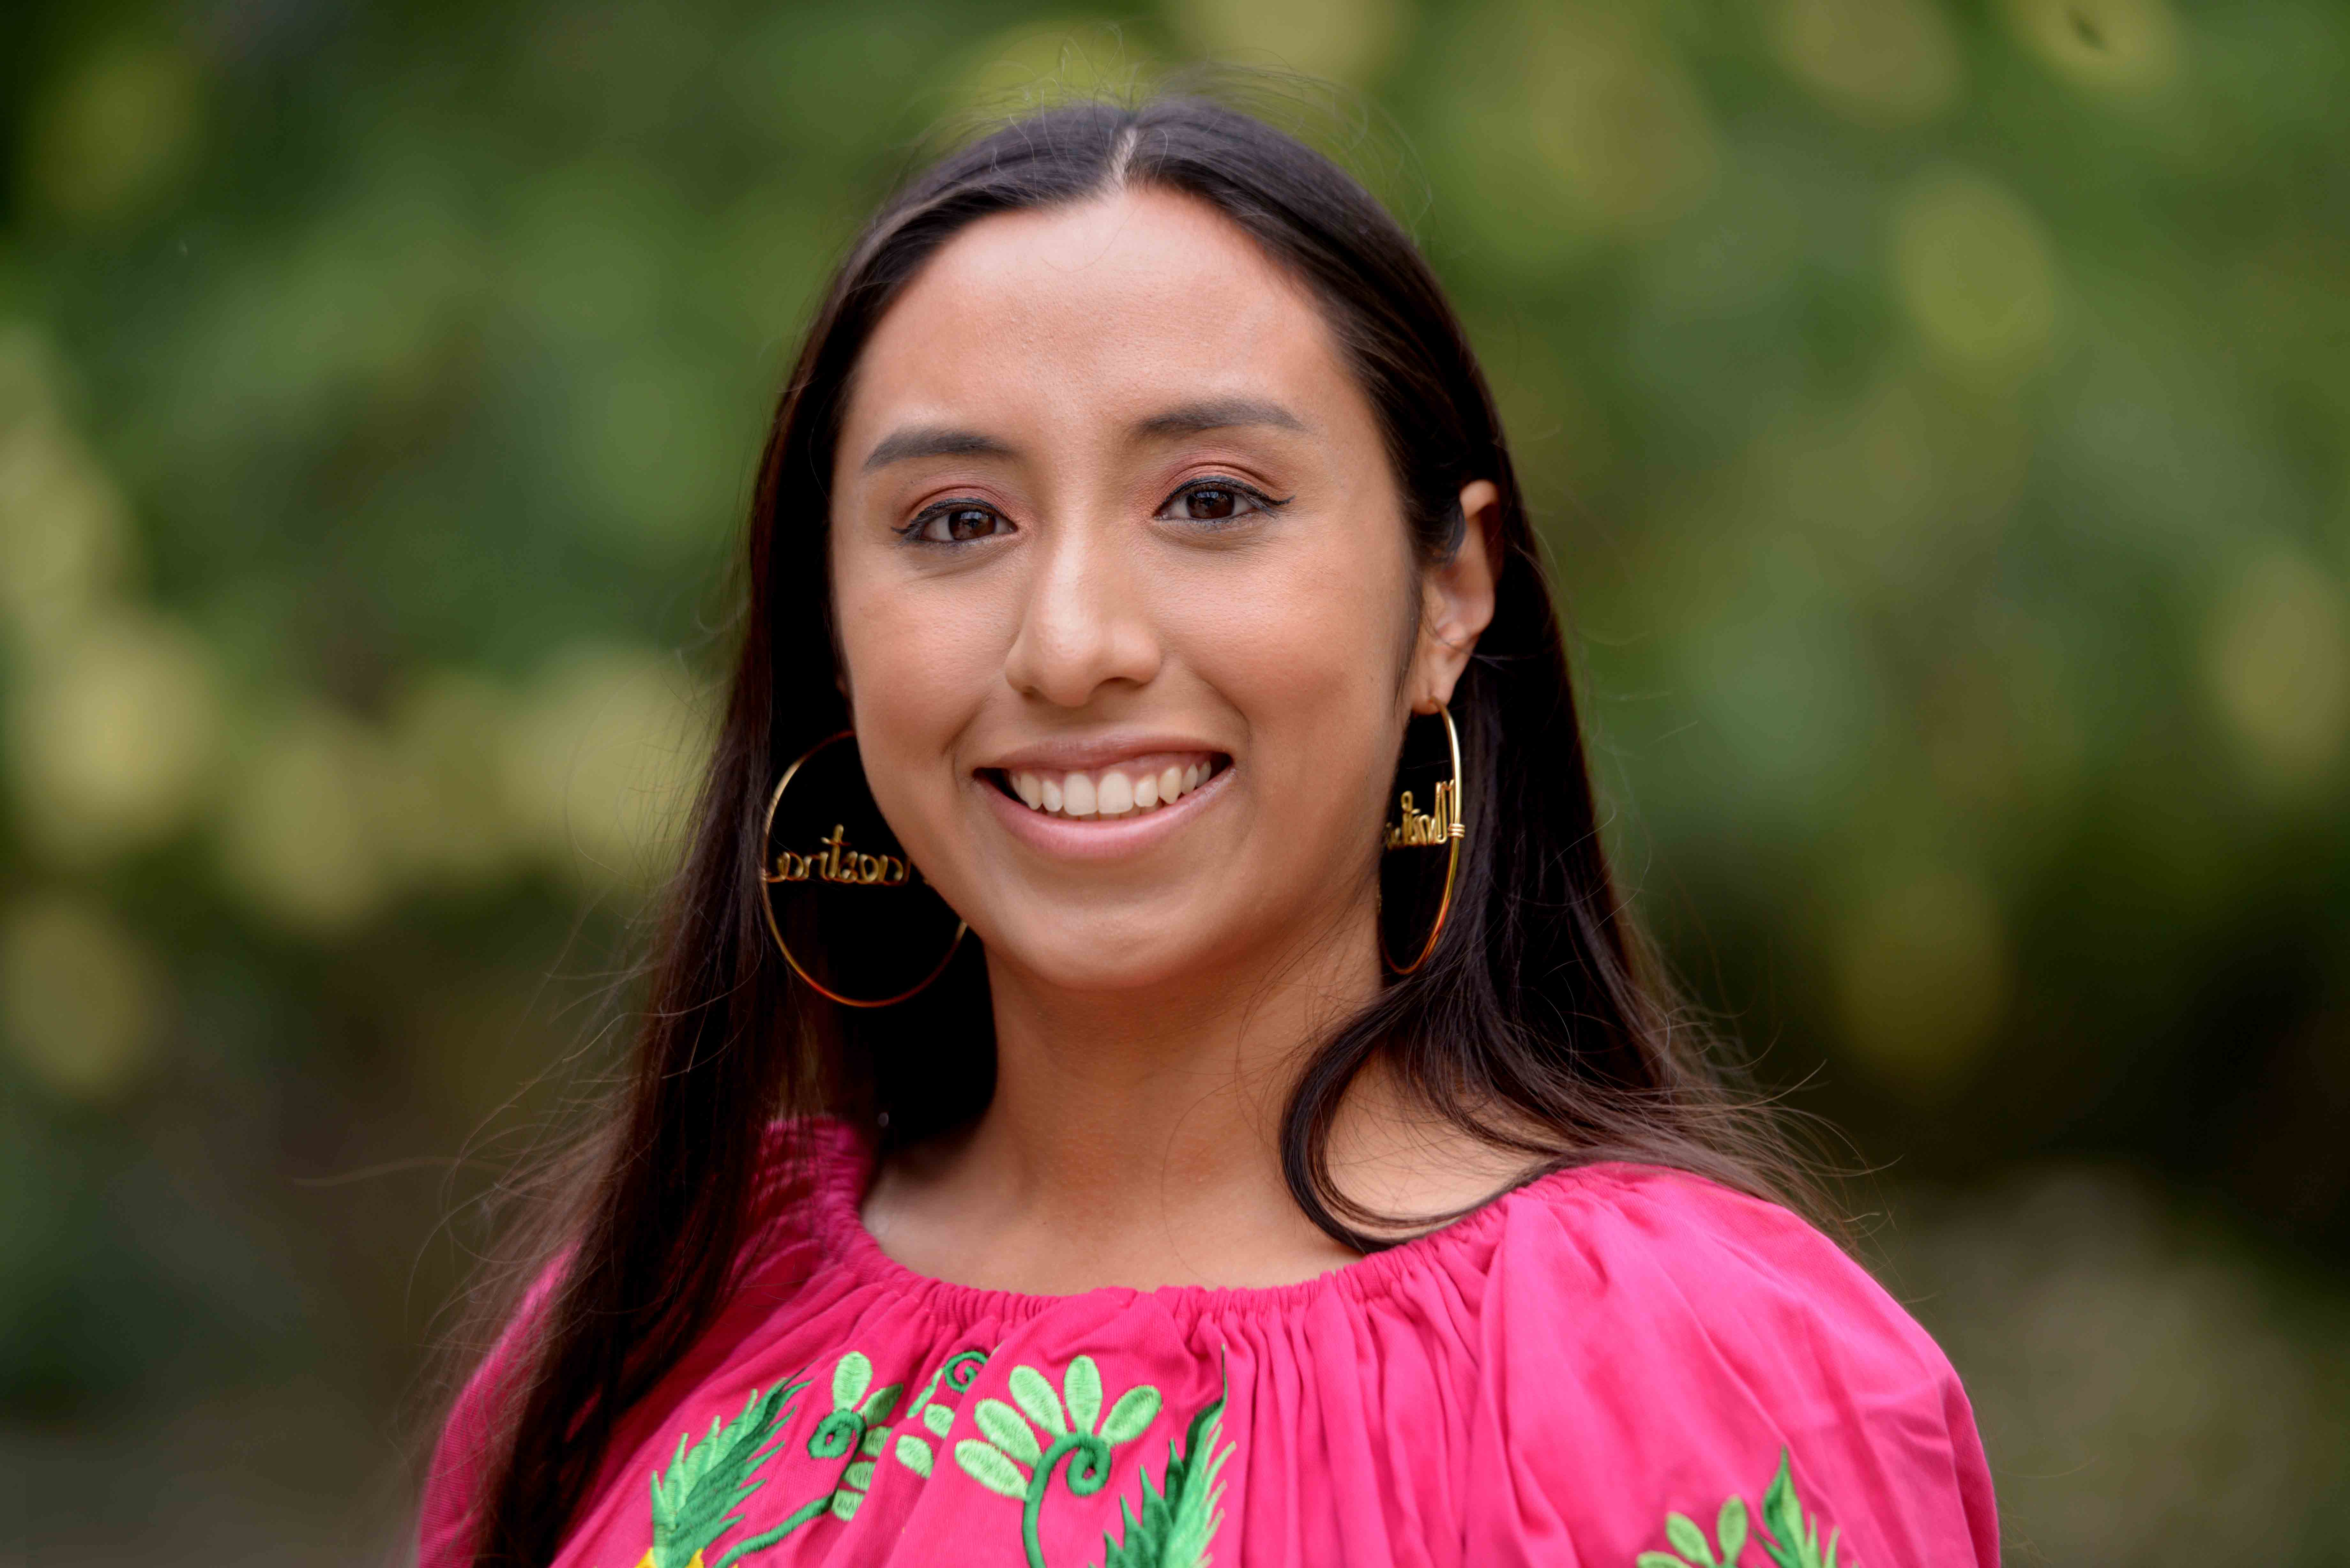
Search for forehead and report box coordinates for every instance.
[841,186,1358,440]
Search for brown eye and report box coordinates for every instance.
[1160,479,1283,524]
[912,504,1010,543]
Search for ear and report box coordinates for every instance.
[1408,479,1501,714]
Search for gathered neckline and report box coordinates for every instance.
[784,1116,1617,1326]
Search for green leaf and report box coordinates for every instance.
[924,1403,954,1436]
[1718,1496,1750,1564]
[859,1425,887,1457]
[1097,1387,1230,1568]
[894,1434,933,1477]
[974,1397,1042,1466]
[646,1382,802,1568]
[1065,1354,1103,1433]
[1758,1450,1815,1568]
[1009,1365,1067,1434]
[1637,1556,1693,1568]
[861,1382,902,1421]
[1667,1512,1717,1566]
[1099,1385,1162,1445]
[829,1489,860,1521]
[955,1438,1028,1498]
[832,1352,873,1412]
[843,1460,875,1490]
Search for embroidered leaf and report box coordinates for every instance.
[843,1460,875,1490]
[1010,1365,1068,1434]
[976,1397,1043,1466]
[830,1489,860,1521]
[1718,1496,1750,1565]
[1636,1556,1691,1568]
[859,1426,888,1458]
[646,1382,801,1568]
[1756,1449,1841,1568]
[832,1353,874,1412]
[1666,1513,1717,1566]
[860,1383,902,1422]
[1099,1385,1162,1445]
[1065,1355,1104,1433]
[956,1438,1029,1498]
[924,1404,955,1436]
[895,1434,934,1477]
[1097,1384,1231,1568]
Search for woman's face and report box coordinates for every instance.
[829,186,1491,995]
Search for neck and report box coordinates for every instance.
[865,900,1385,1292]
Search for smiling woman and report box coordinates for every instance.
[419,94,1998,1568]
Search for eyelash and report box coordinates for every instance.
[896,478,1291,546]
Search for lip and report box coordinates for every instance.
[978,733,1228,773]
[978,757,1232,861]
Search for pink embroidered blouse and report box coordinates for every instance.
[420,1120,1998,1567]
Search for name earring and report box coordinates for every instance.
[1378,698,1466,976]
[759,731,967,1007]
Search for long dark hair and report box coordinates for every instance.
[443,89,1818,1565]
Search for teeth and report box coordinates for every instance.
[1003,757,1219,819]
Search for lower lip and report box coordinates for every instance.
[978,766,1229,860]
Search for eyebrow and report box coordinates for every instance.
[857,396,1313,475]
[1130,396,1313,441]
[860,426,1017,473]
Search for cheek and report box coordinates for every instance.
[830,564,1004,828]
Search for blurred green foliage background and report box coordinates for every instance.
[3,0,2347,1561]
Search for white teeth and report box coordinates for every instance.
[1005,758,1217,818]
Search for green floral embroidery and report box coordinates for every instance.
[713,1350,904,1561]
[643,1380,807,1568]
[952,1355,1231,1568]
[1636,1450,1845,1568]
[890,1348,991,1480]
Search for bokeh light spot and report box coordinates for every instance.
[1890,166,2060,384]
[0,891,166,1101]
[1833,867,2013,1098]
[1770,0,1966,128]
[1170,0,1408,86]
[20,42,205,227]
[2003,0,2182,98]
[2203,547,2350,788]
[6,613,221,863]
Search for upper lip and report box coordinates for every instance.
[977,734,1229,773]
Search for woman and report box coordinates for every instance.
[421,94,1998,1567]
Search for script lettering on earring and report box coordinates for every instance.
[1384,782,1460,848]
[762,824,917,887]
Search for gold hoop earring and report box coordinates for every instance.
[759,731,967,1007]
[1377,698,1466,976]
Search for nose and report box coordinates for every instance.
[1001,524,1163,707]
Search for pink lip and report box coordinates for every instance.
[978,760,1232,860]
[979,734,1229,773]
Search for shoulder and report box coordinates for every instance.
[1449,1162,2001,1566]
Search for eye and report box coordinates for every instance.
[904,501,1013,545]
[1157,478,1288,524]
